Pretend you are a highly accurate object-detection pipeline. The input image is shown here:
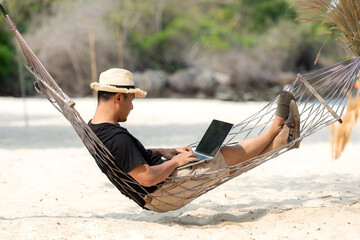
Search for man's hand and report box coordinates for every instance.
[174,146,192,153]
[154,146,193,159]
[172,149,199,167]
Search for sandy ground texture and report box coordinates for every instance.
[0,96,360,240]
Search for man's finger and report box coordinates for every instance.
[186,147,194,152]
[190,156,199,162]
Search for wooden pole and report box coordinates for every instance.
[16,44,29,127]
[88,25,97,98]
[116,24,124,68]
[297,73,343,123]
[7,0,29,126]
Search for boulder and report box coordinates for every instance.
[168,68,199,94]
[214,71,232,86]
[134,70,168,97]
[215,85,237,101]
[194,70,217,95]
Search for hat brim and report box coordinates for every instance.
[90,83,147,98]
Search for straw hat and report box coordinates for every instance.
[90,68,147,97]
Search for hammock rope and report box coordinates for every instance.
[2,6,360,212]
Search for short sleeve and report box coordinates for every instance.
[111,134,147,173]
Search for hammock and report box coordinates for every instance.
[2,5,360,212]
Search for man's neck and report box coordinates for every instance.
[91,105,118,124]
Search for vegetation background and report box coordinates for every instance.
[0,0,347,99]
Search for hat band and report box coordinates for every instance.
[109,84,135,89]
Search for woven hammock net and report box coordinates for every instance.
[3,9,360,212]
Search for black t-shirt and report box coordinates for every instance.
[88,121,164,208]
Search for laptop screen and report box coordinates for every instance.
[196,119,233,156]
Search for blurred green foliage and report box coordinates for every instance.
[127,0,296,72]
[0,28,12,76]
[0,18,16,95]
[0,0,56,96]
[0,0,342,96]
[240,0,297,32]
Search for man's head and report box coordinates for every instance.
[95,91,135,122]
[91,68,145,122]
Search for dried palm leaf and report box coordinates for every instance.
[292,0,360,57]
[330,92,360,159]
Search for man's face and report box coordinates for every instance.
[117,93,135,122]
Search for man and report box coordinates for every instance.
[89,68,300,212]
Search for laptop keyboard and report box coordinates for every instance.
[195,152,210,161]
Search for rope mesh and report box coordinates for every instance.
[3,11,360,212]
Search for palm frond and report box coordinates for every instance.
[293,0,360,57]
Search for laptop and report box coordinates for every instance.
[177,119,233,170]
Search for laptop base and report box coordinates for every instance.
[176,157,214,170]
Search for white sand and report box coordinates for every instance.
[0,96,359,239]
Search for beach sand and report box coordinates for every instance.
[0,97,359,239]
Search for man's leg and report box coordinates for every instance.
[220,91,298,167]
[260,100,300,154]
[220,115,287,166]
[259,123,289,155]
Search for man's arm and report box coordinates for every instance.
[128,150,198,187]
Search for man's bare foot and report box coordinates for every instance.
[269,115,286,136]
[272,123,290,148]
